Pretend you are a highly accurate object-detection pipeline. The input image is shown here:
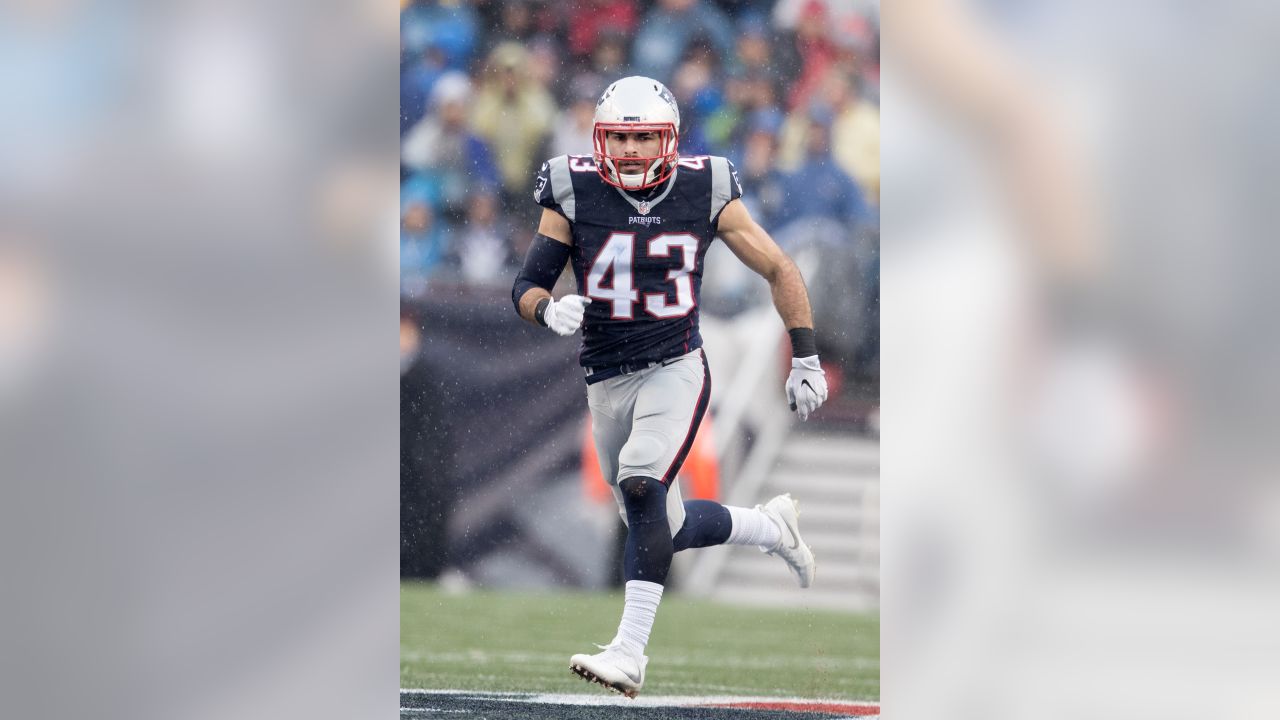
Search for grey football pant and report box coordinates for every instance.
[586,349,712,537]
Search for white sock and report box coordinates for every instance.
[615,580,664,656]
[725,505,782,549]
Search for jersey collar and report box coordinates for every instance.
[613,168,678,216]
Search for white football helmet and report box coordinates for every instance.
[592,76,680,191]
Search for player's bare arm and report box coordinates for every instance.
[714,198,814,330]
[716,197,828,420]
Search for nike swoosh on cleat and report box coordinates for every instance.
[782,510,802,550]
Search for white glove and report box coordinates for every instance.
[543,295,591,336]
[786,355,828,421]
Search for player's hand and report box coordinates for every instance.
[544,295,591,336]
[786,356,828,422]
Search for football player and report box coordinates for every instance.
[511,76,829,698]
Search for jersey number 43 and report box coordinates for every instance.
[587,232,698,320]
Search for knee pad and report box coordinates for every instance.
[618,476,668,527]
[618,432,667,477]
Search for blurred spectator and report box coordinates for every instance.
[731,12,800,89]
[701,69,781,162]
[469,42,556,211]
[773,0,880,107]
[686,12,793,159]
[669,48,724,154]
[549,74,607,158]
[524,37,562,98]
[774,110,870,231]
[400,0,478,73]
[450,189,517,285]
[828,11,879,103]
[631,0,736,82]
[400,175,448,298]
[401,71,501,220]
[479,0,560,60]
[401,40,446,135]
[490,0,537,46]
[784,0,840,111]
[772,0,879,33]
[717,0,780,15]
[588,27,632,79]
[737,110,788,231]
[778,69,880,204]
[566,0,638,61]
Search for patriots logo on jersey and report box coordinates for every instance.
[533,163,549,201]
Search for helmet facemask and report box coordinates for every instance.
[591,76,682,190]
[592,122,679,191]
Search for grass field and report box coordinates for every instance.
[401,582,879,701]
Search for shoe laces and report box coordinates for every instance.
[593,640,642,665]
[755,504,787,554]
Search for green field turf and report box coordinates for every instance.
[401,582,879,700]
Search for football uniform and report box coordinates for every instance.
[529,78,820,700]
[533,153,742,528]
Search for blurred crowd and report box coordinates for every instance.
[401,0,880,375]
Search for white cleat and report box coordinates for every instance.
[569,641,648,699]
[759,493,817,588]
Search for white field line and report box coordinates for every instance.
[400,708,874,719]
[400,688,880,710]
[400,709,874,720]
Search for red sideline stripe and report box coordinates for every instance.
[659,348,711,485]
[702,701,879,715]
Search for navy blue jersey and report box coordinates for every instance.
[534,154,743,370]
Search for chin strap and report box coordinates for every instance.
[617,159,669,190]
[600,154,674,190]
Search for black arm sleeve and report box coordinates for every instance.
[511,232,572,313]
